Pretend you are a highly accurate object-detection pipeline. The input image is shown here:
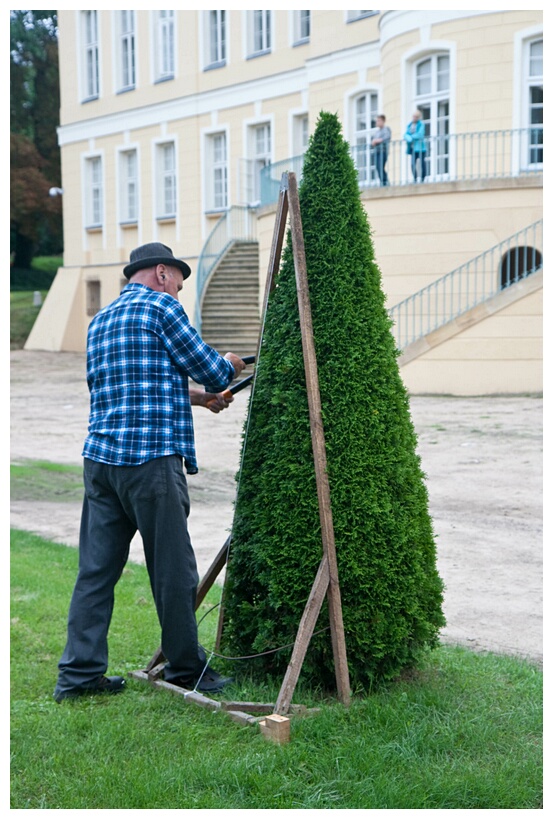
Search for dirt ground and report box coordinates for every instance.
[10,350,543,666]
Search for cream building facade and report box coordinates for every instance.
[27,9,543,395]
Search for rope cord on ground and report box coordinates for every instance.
[198,602,331,662]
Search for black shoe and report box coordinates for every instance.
[167,666,233,694]
[54,675,126,703]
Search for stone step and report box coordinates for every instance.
[200,240,261,356]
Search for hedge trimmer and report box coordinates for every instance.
[206,355,255,409]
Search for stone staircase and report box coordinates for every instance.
[200,241,261,363]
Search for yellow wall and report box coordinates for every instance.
[30,9,542,394]
[399,277,542,395]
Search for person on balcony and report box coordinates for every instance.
[371,114,392,186]
[404,110,427,183]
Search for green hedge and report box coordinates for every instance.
[220,112,445,691]
[10,267,56,292]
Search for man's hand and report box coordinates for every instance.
[190,389,234,413]
[224,352,247,377]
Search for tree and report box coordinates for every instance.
[10,10,62,266]
[220,112,445,692]
[10,134,61,269]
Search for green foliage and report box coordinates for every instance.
[11,261,60,292]
[10,256,60,348]
[10,531,542,809]
[220,112,445,690]
[10,291,46,350]
[10,10,62,264]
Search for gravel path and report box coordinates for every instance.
[10,350,543,665]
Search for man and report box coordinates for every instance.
[54,242,246,703]
[371,114,392,187]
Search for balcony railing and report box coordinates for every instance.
[389,220,543,351]
[259,128,543,207]
[194,205,257,332]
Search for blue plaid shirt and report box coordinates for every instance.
[82,283,235,473]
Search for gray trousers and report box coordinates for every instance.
[55,455,205,696]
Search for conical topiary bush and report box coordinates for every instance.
[219,111,445,691]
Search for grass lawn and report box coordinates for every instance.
[10,291,49,350]
[10,256,62,349]
[10,529,542,810]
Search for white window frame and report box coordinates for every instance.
[118,148,139,224]
[522,37,543,170]
[81,10,100,101]
[350,90,379,187]
[291,10,310,45]
[401,42,456,184]
[203,10,227,69]
[247,121,272,204]
[413,52,451,180]
[153,11,175,82]
[84,155,104,229]
[291,112,309,157]
[247,10,272,58]
[155,141,177,220]
[346,11,377,23]
[204,130,229,212]
[116,10,135,92]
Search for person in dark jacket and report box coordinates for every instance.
[371,114,392,186]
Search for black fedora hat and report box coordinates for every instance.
[123,242,192,280]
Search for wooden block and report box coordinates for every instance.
[259,714,291,744]
[147,662,165,681]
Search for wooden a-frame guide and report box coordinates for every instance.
[130,172,351,739]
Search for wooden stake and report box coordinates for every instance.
[275,557,330,715]
[286,172,351,707]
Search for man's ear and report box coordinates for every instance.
[155,264,167,284]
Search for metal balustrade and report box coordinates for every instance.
[389,220,543,351]
[259,128,543,206]
[196,130,542,343]
[194,206,257,332]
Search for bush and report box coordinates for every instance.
[10,257,61,292]
[220,112,445,691]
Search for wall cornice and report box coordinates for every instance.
[58,41,380,146]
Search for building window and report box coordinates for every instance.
[82,11,99,100]
[86,281,101,317]
[154,11,175,81]
[413,54,450,178]
[205,10,226,68]
[347,11,376,22]
[500,246,542,289]
[156,142,176,219]
[526,39,543,166]
[206,132,228,211]
[352,92,378,186]
[117,11,135,91]
[293,11,310,45]
[292,114,309,156]
[119,149,138,223]
[85,156,103,228]
[248,10,271,57]
[249,123,271,203]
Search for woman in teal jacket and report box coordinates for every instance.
[404,110,427,183]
